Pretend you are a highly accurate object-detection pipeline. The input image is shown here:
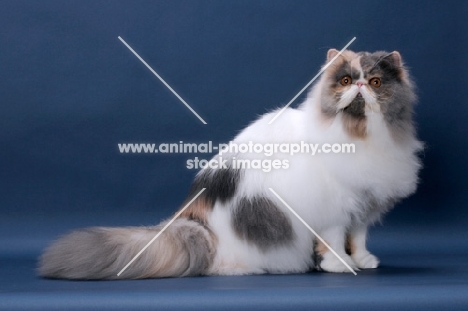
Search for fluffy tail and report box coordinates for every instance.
[38,218,216,279]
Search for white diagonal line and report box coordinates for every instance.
[268,188,357,275]
[117,188,206,277]
[268,37,356,124]
[118,36,207,125]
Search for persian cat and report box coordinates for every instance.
[39,49,422,279]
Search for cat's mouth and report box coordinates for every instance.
[343,94,365,118]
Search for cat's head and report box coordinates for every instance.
[320,49,416,140]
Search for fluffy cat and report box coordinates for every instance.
[38,49,422,279]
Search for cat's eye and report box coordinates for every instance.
[369,77,381,88]
[340,76,352,86]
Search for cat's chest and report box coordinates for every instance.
[313,113,420,199]
[323,139,419,201]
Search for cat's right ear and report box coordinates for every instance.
[386,51,403,67]
[327,49,340,62]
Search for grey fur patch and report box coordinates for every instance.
[232,197,294,251]
[38,219,216,280]
[343,95,365,118]
[359,52,417,141]
[179,222,216,277]
[188,165,241,204]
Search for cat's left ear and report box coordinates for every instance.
[327,49,340,62]
[385,51,403,67]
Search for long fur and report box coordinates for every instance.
[38,219,216,279]
[38,49,422,279]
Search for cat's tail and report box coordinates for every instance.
[37,218,216,279]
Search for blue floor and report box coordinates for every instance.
[1,217,468,310]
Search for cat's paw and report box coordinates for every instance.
[352,252,379,269]
[319,252,358,273]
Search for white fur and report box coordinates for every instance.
[207,77,422,275]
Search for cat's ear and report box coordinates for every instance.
[327,49,340,62]
[385,51,403,67]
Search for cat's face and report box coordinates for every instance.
[320,49,416,140]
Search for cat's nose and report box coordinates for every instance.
[357,82,364,88]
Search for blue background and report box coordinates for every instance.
[1,1,467,310]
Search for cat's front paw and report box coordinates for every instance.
[352,252,379,269]
[319,252,358,273]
